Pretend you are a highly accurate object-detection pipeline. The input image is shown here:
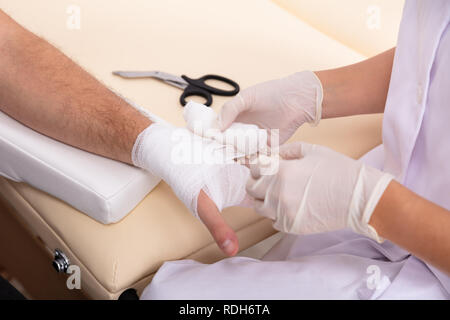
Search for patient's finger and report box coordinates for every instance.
[197,190,239,257]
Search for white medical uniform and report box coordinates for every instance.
[141,0,450,300]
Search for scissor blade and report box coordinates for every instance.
[112,71,188,89]
[113,71,156,78]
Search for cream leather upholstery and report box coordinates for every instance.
[0,111,161,225]
[0,0,392,299]
[273,0,404,56]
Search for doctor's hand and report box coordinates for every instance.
[219,71,323,145]
[247,142,394,242]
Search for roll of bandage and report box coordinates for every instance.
[183,101,268,157]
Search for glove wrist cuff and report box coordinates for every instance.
[308,71,323,126]
[290,71,323,127]
[348,166,394,243]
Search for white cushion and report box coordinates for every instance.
[0,111,160,224]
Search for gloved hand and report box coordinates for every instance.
[219,71,323,145]
[132,122,250,255]
[246,142,394,242]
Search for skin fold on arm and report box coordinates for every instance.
[0,10,238,256]
[316,49,450,274]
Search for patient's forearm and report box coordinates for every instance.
[315,48,395,119]
[0,10,240,256]
[0,10,151,164]
[369,181,450,274]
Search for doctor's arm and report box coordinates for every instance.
[370,181,450,274]
[248,142,450,274]
[315,47,395,118]
[219,48,395,142]
[0,10,239,256]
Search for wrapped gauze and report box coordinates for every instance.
[183,101,267,158]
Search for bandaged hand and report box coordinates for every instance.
[132,121,249,255]
[247,142,394,242]
[219,71,323,145]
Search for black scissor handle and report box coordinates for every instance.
[181,74,240,96]
[180,86,213,107]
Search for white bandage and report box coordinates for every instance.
[132,116,249,217]
[183,101,220,134]
[183,101,268,158]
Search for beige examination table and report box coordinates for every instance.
[0,0,402,299]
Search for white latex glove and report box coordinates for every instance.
[219,71,323,145]
[132,122,249,217]
[246,142,394,242]
[183,101,268,157]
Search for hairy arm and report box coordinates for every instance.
[370,181,450,274]
[0,10,150,164]
[315,48,395,118]
[0,10,238,256]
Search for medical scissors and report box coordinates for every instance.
[112,70,240,107]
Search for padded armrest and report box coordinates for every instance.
[0,111,160,224]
